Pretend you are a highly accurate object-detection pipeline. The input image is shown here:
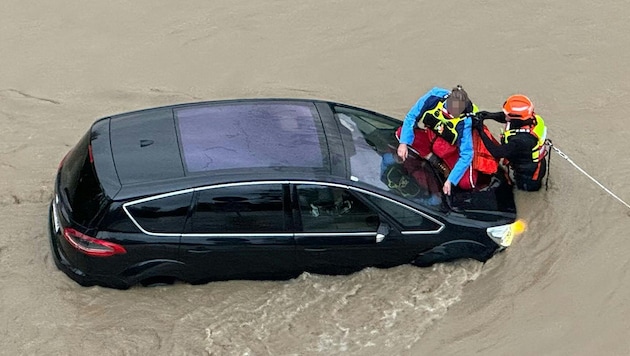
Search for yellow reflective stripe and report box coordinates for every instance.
[502,129,518,143]
[532,147,540,162]
[532,115,546,162]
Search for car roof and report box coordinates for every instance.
[90,98,351,200]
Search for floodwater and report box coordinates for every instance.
[2,0,630,355]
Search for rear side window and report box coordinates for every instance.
[188,184,286,233]
[125,192,193,234]
[59,131,105,226]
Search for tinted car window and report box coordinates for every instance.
[125,192,193,234]
[189,184,285,233]
[362,193,442,232]
[296,184,379,233]
[58,131,104,226]
[176,103,326,173]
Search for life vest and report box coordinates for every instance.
[416,100,479,145]
[501,114,548,179]
[472,126,499,175]
[502,114,547,161]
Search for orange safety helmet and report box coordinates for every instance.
[502,94,534,119]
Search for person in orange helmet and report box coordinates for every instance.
[474,94,549,191]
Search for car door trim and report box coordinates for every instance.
[123,180,445,237]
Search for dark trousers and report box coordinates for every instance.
[514,158,547,191]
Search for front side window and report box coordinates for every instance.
[362,193,442,232]
[295,184,379,233]
[189,184,285,233]
[125,192,194,234]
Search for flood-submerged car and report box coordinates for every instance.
[48,99,518,289]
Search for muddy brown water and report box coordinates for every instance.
[2,0,630,355]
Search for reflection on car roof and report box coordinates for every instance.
[176,102,326,173]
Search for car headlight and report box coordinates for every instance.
[486,220,526,247]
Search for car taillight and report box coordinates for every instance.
[62,228,126,257]
[88,144,94,163]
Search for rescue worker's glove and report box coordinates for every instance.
[472,116,485,131]
[476,111,492,121]
[476,111,506,123]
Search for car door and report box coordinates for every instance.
[121,190,193,277]
[359,191,445,260]
[180,182,298,282]
[292,182,408,275]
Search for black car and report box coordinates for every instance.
[49,99,518,289]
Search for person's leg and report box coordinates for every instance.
[516,160,546,191]
[430,135,458,169]
[456,167,478,190]
[515,175,542,191]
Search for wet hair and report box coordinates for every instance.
[449,85,469,103]
[445,85,472,116]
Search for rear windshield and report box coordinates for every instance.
[175,102,326,173]
[59,131,105,226]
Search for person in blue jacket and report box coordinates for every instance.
[396,85,477,195]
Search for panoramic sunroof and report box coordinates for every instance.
[176,102,326,173]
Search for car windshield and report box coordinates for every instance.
[334,107,444,208]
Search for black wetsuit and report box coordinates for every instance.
[476,112,546,191]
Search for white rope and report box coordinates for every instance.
[550,144,630,210]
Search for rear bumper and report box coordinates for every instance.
[48,201,130,289]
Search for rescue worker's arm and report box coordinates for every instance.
[476,125,519,159]
[446,117,474,188]
[477,111,507,124]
